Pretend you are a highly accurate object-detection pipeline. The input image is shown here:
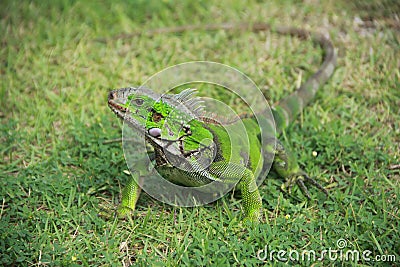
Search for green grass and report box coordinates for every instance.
[1,0,399,266]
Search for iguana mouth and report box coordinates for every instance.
[108,91,128,116]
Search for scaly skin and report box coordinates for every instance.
[107,22,337,222]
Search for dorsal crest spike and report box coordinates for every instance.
[173,88,198,102]
[162,88,205,116]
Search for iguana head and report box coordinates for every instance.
[108,87,216,170]
[108,87,202,137]
[108,87,160,128]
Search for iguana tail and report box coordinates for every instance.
[269,25,337,133]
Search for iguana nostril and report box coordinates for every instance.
[108,91,116,100]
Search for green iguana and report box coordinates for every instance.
[107,22,337,222]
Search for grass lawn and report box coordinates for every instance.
[1,0,399,266]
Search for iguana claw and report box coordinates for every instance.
[116,206,135,218]
[282,171,328,199]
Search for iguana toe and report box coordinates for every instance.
[282,171,328,199]
[116,205,135,218]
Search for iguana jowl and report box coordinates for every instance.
[108,23,337,222]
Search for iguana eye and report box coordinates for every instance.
[134,98,144,106]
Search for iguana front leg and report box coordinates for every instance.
[117,151,156,217]
[208,161,263,222]
[272,139,328,198]
[117,171,142,217]
[237,169,263,222]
